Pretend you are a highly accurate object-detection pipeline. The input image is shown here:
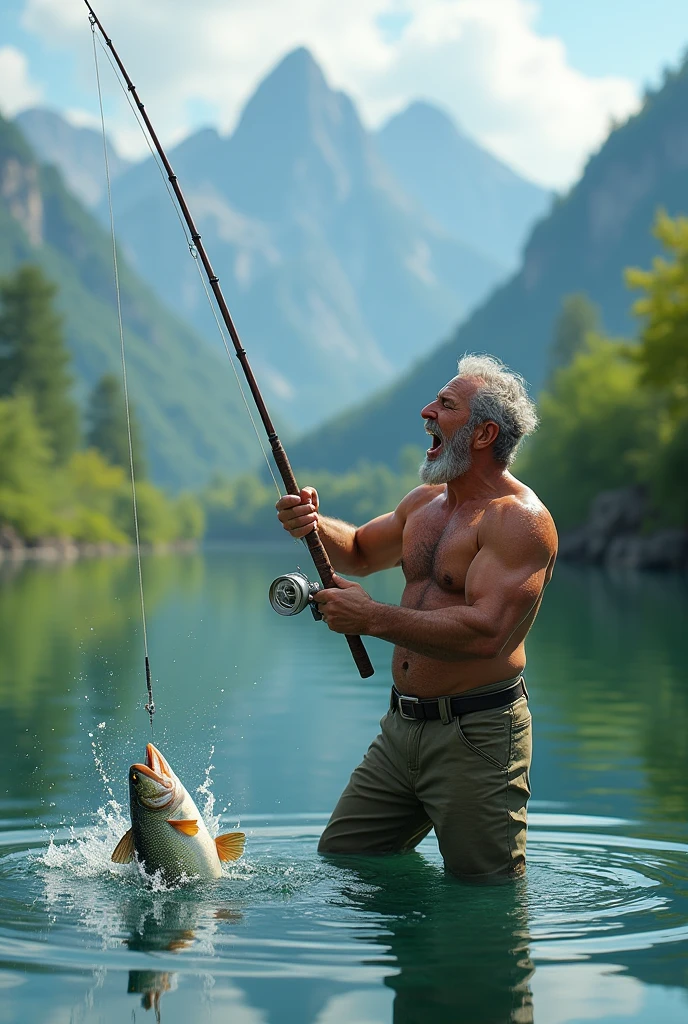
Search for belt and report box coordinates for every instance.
[391,678,526,722]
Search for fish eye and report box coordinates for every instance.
[132,772,138,783]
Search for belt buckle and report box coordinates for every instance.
[398,695,420,720]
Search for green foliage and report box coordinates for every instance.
[626,210,688,414]
[0,109,261,489]
[520,211,688,529]
[547,293,600,380]
[621,211,688,523]
[0,394,55,537]
[86,372,146,477]
[641,413,688,525]
[173,492,205,541]
[517,335,653,529]
[58,449,129,544]
[0,265,78,463]
[202,447,426,540]
[0,263,197,548]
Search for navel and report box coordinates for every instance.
[443,573,454,587]
[402,661,409,671]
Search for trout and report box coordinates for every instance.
[111,743,244,882]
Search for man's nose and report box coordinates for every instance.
[420,402,436,419]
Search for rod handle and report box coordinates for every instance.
[271,437,375,678]
[303,527,375,679]
[344,634,375,679]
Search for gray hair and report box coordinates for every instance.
[457,354,539,465]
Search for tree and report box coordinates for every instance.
[547,293,600,380]
[0,265,78,463]
[0,394,55,537]
[86,372,146,477]
[516,334,653,528]
[625,211,688,523]
[626,210,688,416]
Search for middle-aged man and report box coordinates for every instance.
[276,354,558,881]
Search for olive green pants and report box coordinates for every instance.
[318,678,532,881]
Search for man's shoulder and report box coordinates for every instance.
[397,483,444,518]
[481,481,558,556]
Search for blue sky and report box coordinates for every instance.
[1,1,686,187]
[536,0,688,83]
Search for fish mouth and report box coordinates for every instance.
[147,743,174,781]
[131,743,176,809]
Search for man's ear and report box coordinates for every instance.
[473,421,500,450]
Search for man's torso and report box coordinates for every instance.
[392,482,553,697]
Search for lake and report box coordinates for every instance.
[0,545,687,1023]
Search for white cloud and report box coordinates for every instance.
[368,0,640,186]
[0,46,43,117]
[21,0,640,187]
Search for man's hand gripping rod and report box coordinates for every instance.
[84,0,374,678]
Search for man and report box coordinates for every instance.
[276,355,557,881]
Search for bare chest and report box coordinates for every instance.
[401,502,484,593]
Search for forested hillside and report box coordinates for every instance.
[290,58,688,471]
[0,112,261,490]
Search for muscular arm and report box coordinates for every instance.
[316,500,557,660]
[276,486,439,576]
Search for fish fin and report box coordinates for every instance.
[215,831,246,862]
[167,818,199,836]
[111,827,135,863]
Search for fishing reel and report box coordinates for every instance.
[269,570,323,621]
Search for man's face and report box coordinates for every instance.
[419,377,477,485]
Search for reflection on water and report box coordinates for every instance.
[337,855,533,1024]
[0,549,687,1023]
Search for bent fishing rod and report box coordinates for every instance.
[84,0,374,678]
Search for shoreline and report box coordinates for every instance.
[0,537,199,564]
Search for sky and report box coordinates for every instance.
[0,0,687,189]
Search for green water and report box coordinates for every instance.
[1,546,687,1023]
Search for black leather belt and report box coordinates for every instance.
[391,678,526,722]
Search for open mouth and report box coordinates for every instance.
[131,743,176,809]
[131,743,174,788]
[426,431,443,460]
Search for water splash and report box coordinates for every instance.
[38,730,236,892]
[195,744,220,839]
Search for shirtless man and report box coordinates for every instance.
[276,355,557,880]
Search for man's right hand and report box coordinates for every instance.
[276,487,319,539]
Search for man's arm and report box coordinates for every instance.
[275,485,437,576]
[314,499,557,659]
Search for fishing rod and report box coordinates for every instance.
[84,0,374,679]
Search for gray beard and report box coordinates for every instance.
[419,422,474,484]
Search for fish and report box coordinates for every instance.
[111,742,245,882]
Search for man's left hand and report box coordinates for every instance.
[313,575,375,634]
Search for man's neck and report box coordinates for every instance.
[444,460,512,509]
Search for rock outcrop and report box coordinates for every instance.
[558,487,688,571]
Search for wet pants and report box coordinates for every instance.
[318,677,532,881]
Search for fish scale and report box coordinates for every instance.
[132,788,223,881]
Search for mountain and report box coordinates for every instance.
[103,48,506,428]
[375,101,550,269]
[289,59,688,472]
[15,107,132,207]
[2,111,262,490]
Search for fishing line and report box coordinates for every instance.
[84,0,374,678]
[94,33,283,503]
[91,20,155,730]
